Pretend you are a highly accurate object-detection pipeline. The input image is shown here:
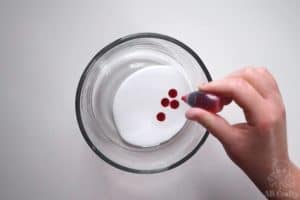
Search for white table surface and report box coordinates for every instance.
[1,0,299,199]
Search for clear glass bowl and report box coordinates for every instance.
[75,33,211,173]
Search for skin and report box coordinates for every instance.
[186,67,300,200]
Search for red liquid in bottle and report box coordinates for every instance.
[182,91,228,113]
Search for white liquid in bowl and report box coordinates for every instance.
[113,65,191,147]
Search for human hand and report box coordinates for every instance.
[186,67,300,199]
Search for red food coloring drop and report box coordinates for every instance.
[156,112,166,121]
[168,88,177,98]
[170,100,179,109]
[161,98,170,107]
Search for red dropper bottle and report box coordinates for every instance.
[182,91,230,113]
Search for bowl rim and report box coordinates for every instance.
[75,32,211,174]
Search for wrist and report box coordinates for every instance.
[262,159,299,199]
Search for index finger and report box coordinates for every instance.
[200,77,265,125]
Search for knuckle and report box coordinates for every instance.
[258,111,282,132]
[243,66,255,74]
[258,67,279,88]
[232,77,248,89]
[258,117,276,132]
[242,66,254,70]
[257,66,269,74]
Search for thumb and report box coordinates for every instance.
[186,108,235,145]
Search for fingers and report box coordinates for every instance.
[256,67,280,93]
[227,67,280,99]
[256,67,284,105]
[227,67,284,111]
[186,108,236,144]
[199,77,265,125]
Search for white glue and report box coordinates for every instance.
[113,65,191,147]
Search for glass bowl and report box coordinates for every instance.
[75,33,211,173]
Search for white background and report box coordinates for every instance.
[0,0,299,199]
